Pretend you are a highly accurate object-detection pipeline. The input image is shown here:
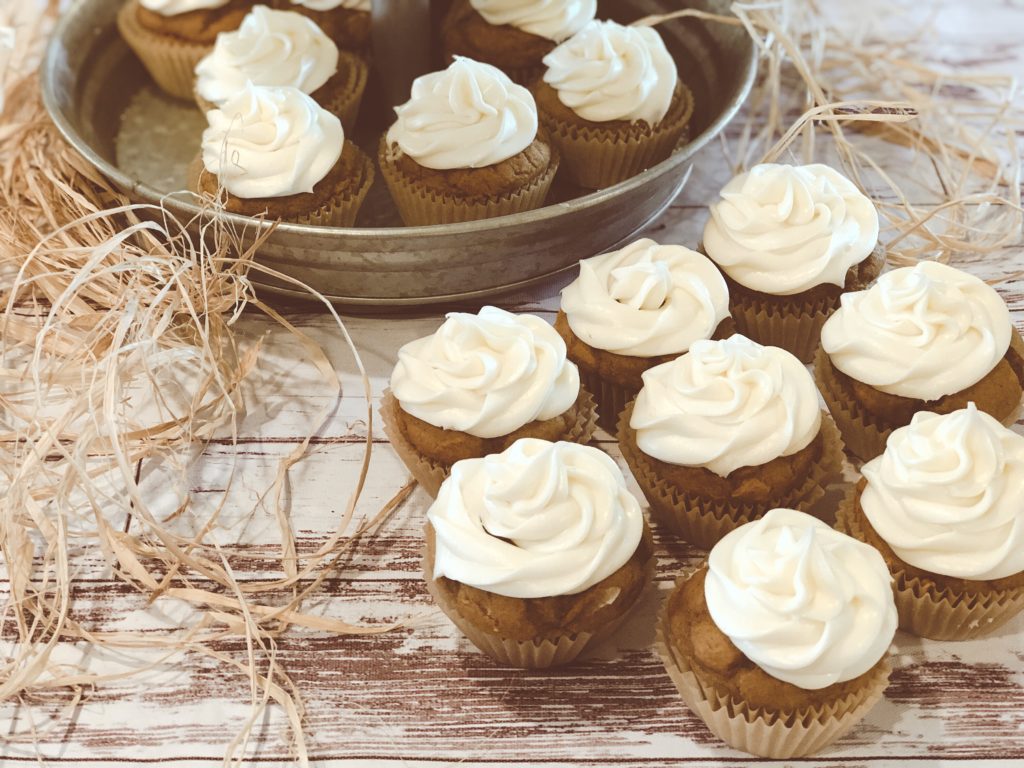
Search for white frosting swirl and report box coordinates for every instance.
[542,20,678,124]
[861,404,1024,580]
[705,508,897,690]
[469,0,596,42]
[630,335,821,476]
[195,6,338,106]
[703,163,880,295]
[386,57,538,170]
[391,306,580,439]
[428,439,644,598]
[821,261,1011,400]
[140,0,229,15]
[201,83,343,199]
[290,0,370,10]
[560,238,729,357]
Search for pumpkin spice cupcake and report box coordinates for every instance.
[380,57,559,225]
[194,5,368,130]
[380,306,597,497]
[702,163,884,362]
[837,404,1024,640]
[619,334,843,549]
[535,19,694,188]
[276,0,371,53]
[555,238,732,433]
[425,438,652,668]
[441,0,596,84]
[118,0,255,99]
[817,260,1024,462]
[192,83,373,225]
[657,508,897,758]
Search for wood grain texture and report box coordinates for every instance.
[4,0,1024,765]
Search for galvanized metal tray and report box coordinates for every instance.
[42,0,756,308]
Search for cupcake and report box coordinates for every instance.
[441,0,596,84]
[837,404,1024,640]
[192,83,373,225]
[380,306,597,497]
[424,438,652,668]
[619,334,843,549]
[702,163,884,362]
[277,0,371,53]
[534,19,694,189]
[817,260,1024,462]
[555,238,732,433]
[379,57,559,225]
[657,508,897,758]
[118,0,254,100]
[194,5,368,130]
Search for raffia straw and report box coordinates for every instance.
[637,1,1022,272]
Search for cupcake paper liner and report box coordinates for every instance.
[836,489,1024,641]
[538,82,694,190]
[378,138,559,226]
[118,1,212,101]
[814,343,892,463]
[579,368,635,436]
[379,387,598,499]
[729,292,837,364]
[187,145,374,227]
[655,588,891,758]
[619,402,844,550]
[424,527,655,668]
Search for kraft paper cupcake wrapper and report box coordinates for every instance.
[814,343,892,463]
[655,590,890,758]
[836,489,1024,641]
[578,368,636,436]
[118,1,211,101]
[730,294,837,364]
[538,82,694,190]
[423,529,655,668]
[378,138,559,226]
[619,402,844,550]
[379,387,598,499]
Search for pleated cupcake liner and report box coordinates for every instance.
[378,138,559,226]
[729,294,838,364]
[379,387,598,499]
[836,488,1024,641]
[423,524,655,668]
[118,1,212,101]
[187,143,374,227]
[538,82,695,190]
[618,401,845,550]
[814,344,892,464]
[578,367,635,436]
[655,570,891,758]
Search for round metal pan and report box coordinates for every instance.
[41,0,756,308]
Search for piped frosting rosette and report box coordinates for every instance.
[837,404,1024,639]
[656,509,896,758]
[470,0,596,42]
[536,19,694,188]
[619,335,843,547]
[424,438,649,667]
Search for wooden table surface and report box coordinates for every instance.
[3,1,1024,766]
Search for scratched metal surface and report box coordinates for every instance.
[3,0,1024,765]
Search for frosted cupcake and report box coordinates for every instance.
[425,438,652,668]
[555,238,732,433]
[277,0,371,53]
[619,334,843,548]
[817,261,1024,461]
[657,509,896,758]
[380,307,597,497]
[535,19,694,188]
[837,405,1024,640]
[442,0,596,84]
[192,83,373,225]
[380,57,559,225]
[118,0,254,99]
[194,6,368,130]
[702,163,884,362]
